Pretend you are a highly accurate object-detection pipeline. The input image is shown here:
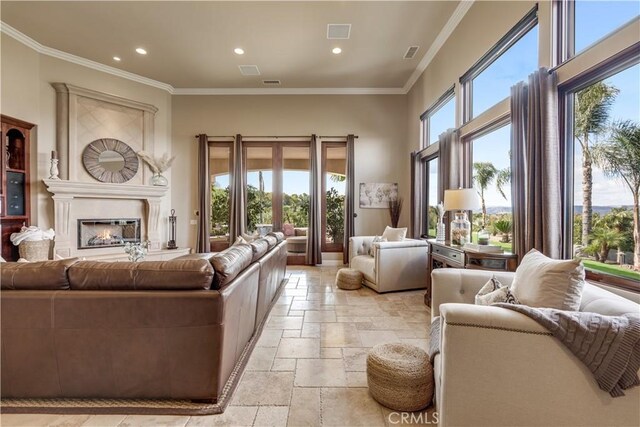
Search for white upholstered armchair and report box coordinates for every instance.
[431,268,640,427]
[348,236,428,293]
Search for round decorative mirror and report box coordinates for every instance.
[82,138,139,183]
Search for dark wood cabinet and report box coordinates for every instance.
[1,115,34,261]
[425,239,518,306]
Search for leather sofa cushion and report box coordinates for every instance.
[250,239,269,262]
[1,258,79,290]
[263,235,278,249]
[210,244,253,289]
[68,260,214,290]
[172,253,217,262]
[267,231,285,243]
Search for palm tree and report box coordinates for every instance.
[473,162,498,228]
[574,82,619,247]
[592,120,640,271]
[495,167,511,199]
[586,227,624,263]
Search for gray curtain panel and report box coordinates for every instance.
[438,129,461,234]
[343,134,356,265]
[511,68,562,261]
[196,134,211,253]
[306,135,322,265]
[410,151,424,238]
[229,134,245,244]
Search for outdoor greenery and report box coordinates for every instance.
[472,162,509,228]
[326,187,345,244]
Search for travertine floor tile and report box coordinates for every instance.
[266,316,304,330]
[276,338,321,359]
[257,329,284,347]
[321,323,362,348]
[294,358,347,387]
[1,414,91,427]
[119,415,190,427]
[271,358,297,371]
[233,371,294,406]
[320,347,342,359]
[304,310,337,323]
[253,406,289,427]
[81,415,127,427]
[342,347,370,372]
[287,387,321,427]
[357,330,400,347]
[301,322,321,338]
[320,388,385,426]
[247,346,278,371]
[186,406,258,426]
[283,329,302,338]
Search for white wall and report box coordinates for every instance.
[1,34,173,241]
[171,95,408,249]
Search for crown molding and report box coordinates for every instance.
[172,87,405,95]
[0,21,175,93]
[402,0,474,94]
[2,0,472,97]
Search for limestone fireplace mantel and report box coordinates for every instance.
[44,179,169,258]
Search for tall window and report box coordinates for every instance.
[564,62,640,284]
[245,146,274,233]
[209,143,232,250]
[282,146,310,230]
[461,7,538,122]
[556,0,640,63]
[322,143,346,252]
[421,88,455,147]
[468,122,513,251]
[424,157,439,238]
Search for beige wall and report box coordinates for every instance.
[171,95,408,249]
[0,34,172,239]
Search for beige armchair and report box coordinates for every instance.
[348,236,428,293]
[431,268,640,427]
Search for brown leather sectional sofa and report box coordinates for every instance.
[0,234,287,402]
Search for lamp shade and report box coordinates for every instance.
[443,188,480,211]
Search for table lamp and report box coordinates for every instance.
[443,188,480,245]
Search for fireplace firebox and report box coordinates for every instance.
[77,218,141,249]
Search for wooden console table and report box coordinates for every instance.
[424,239,518,306]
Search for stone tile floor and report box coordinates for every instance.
[1,266,433,427]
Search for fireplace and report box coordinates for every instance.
[77,218,141,249]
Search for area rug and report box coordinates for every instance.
[1,278,289,416]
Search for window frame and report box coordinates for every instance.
[422,154,440,239]
[420,86,455,149]
[460,5,538,123]
[558,44,640,290]
[321,141,347,253]
[208,141,234,251]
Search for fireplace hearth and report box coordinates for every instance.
[78,218,141,249]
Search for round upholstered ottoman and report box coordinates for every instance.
[335,268,363,290]
[367,343,433,411]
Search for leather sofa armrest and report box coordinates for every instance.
[431,269,515,319]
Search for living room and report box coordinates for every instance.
[1,1,639,426]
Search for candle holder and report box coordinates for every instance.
[49,158,60,180]
[167,209,178,249]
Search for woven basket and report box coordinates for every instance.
[18,240,51,261]
[367,343,433,411]
[336,268,363,290]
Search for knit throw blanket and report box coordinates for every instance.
[495,303,640,397]
[428,308,640,397]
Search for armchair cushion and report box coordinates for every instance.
[351,255,375,283]
[368,236,387,256]
[382,226,407,241]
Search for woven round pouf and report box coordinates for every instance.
[367,343,433,411]
[335,268,363,290]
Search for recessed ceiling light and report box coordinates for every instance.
[234,48,245,55]
[332,47,342,54]
[113,56,121,62]
[135,47,147,55]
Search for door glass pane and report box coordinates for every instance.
[471,25,538,118]
[471,124,513,251]
[246,147,273,234]
[210,145,231,242]
[572,64,640,282]
[283,146,310,231]
[575,1,639,55]
[324,146,346,250]
[426,158,439,238]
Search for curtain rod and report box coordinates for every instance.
[195,134,358,140]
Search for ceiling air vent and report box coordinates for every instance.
[327,24,351,39]
[239,65,261,76]
[262,80,281,85]
[404,46,420,59]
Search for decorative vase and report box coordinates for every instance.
[436,222,446,243]
[450,212,471,246]
[151,173,168,186]
[478,227,490,245]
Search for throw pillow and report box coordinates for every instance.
[368,236,388,257]
[382,226,407,242]
[283,223,295,237]
[510,249,585,311]
[475,277,520,305]
[241,231,259,243]
[233,236,248,245]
